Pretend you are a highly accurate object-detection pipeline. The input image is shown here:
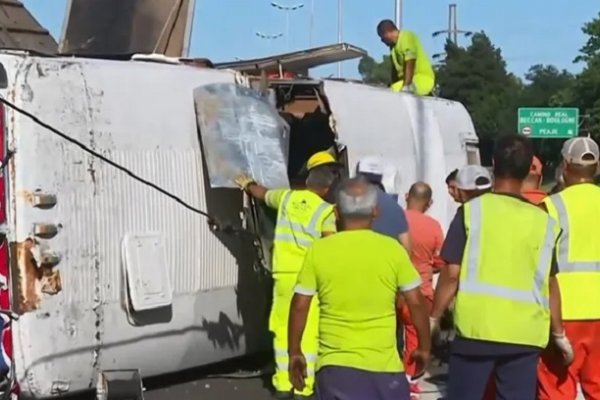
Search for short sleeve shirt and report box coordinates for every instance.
[265,189,336,233]
[372,188,409,240]
[405,210,444,299]
[440,193,559,356]
[295,230,421,373]
[391,30,435,81]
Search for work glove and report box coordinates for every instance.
[402,83,415,93]
[234,174,256,191]
[553,331,574,365]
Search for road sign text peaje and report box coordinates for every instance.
[517,108,579,139]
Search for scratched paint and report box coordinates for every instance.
[1,53,267,398]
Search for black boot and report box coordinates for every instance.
[273,391,294,400]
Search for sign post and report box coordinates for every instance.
[517,108,579,139]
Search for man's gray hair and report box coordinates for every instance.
[306,165,336,190]
[337,178,378,218]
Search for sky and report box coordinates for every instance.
[22,0,600,80]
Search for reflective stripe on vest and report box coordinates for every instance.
[548,194,600,273]
[274,191,331,246]
[461,196,555,309]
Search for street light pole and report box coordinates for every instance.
[394,0,402,30]
[309,0,315,47]
[256,31,284,54]
[337,0,342,77]
[271,2,305,51]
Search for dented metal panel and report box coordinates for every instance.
[1,54,270,397]
[194,83,290,189]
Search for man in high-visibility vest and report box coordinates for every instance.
[537,137,600,400]
[235,159,337,400]
[430,134,573,400]
[377,19,436,96]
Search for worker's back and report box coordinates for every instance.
[405,209,443,299]
[300,230,418,373]
[455,192,558,348]
[372,187,408,240]
[393,30,435,79]
[269,189,334,274]
[545,183,600,320]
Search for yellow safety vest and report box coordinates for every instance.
[454,193,560,348]
[272,190,333,274]
[544,183,600,320]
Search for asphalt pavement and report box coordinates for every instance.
[67,350,584,399]
[140,354,586,400]
[140,353,447,400]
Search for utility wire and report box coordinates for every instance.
[0,97,223,228]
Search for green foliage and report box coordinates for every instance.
[358,55,392,86]
[520,65,575,107]
[436,33,521,139]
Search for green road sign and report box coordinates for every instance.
[518,108,579,139]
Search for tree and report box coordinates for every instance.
[436,32,521,139]
[520,65,574,107]
[358,55,392,86]
[569,12,600,139]
[575,12,600,63]
[517,65,576,168]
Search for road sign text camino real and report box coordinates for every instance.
[517,107,579,139]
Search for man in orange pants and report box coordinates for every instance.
[400,182,444,399]
[537,137,600,400]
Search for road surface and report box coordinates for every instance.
[72,351,584,400]
[141,353,447,400]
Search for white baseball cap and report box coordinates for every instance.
[561,137,600,166]
[356,156,384,181]
[456,165,493,191]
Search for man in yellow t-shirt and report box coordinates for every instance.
[287,178,431,400]
[377,19,435,96]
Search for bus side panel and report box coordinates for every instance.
[323,81,478,230]
[8,57,270,397]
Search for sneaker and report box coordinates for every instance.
[410,382,422,393]
[410,382,421,400]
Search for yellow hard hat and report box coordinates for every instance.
[307,151,337,171]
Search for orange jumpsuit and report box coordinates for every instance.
[538,321,600,399]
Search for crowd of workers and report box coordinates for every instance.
[234,132,600,400]
[230,17,600,400]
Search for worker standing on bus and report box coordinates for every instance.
[431,135,572,400]
[537,137,600,400]
[235,164,337,400]
[377,19,436,96]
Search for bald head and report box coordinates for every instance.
[406,182,433,212]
